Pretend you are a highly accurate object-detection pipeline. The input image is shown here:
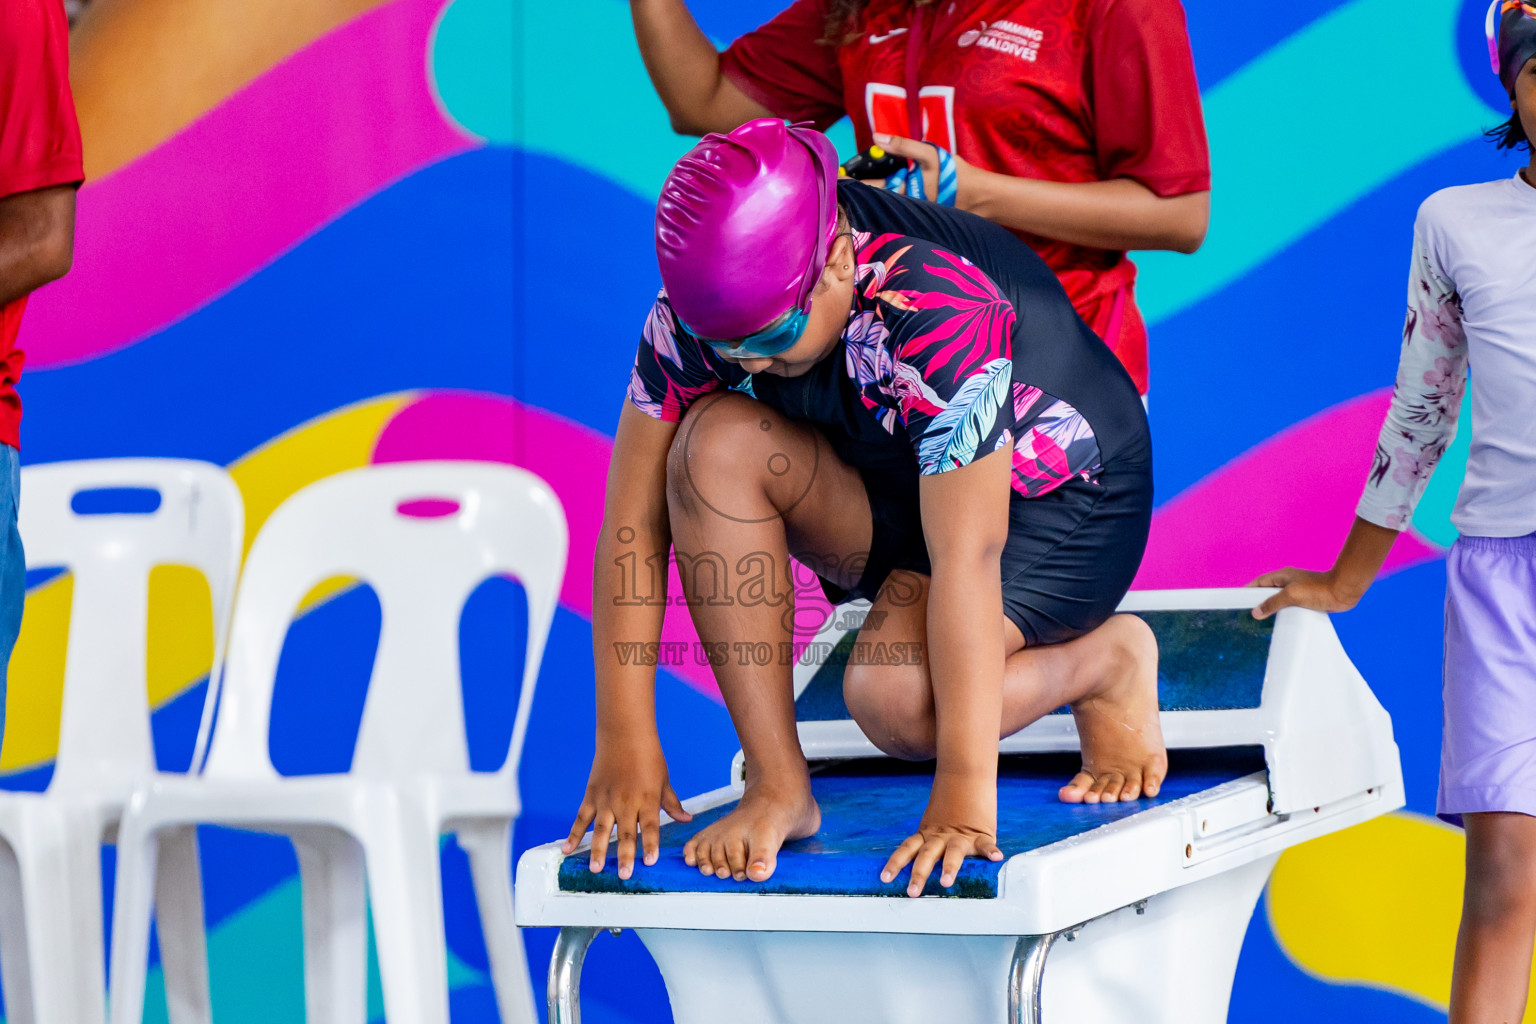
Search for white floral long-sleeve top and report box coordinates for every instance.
[1355,218,1468,531]
[1356,175,1536,538]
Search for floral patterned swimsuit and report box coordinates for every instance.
[629,182,1153,645]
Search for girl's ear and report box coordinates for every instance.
[818,237,855,291]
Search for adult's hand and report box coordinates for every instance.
[872,133,973,207]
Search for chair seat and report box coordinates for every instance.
[132,771,522,834]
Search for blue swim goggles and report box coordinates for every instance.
[683,305,811,361]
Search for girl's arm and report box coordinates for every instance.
[880,444,1013,896]
[1251,516,1401,620]
[563,402,694,878]
[1252,206,1467,619]
[630,0,773,136]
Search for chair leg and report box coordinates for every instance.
[359,806,450,1024]
[47,816,109,1024]
[155,825,212,1024]
[0,836,39,1024]
[107,817,163,1024]
[0,822,89,1024]
[459,820,537,1024]
[292,827,368,1024]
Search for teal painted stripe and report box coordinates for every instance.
[137,873,488,1023]
[464,0,1485,321]
[1135,0,1487,322]
[436,0,847,195]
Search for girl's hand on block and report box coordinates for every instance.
[1248,567,1362,620]
[881,786,1004,898]
[563,736,693,880]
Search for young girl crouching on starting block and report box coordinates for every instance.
[564,118,1164,897]
[1254,5,1536,1018]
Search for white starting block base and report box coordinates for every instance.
[524,592,1405,1024]
[631,855,1274,1024]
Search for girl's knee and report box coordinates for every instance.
[1464,820,1536,920]
[665,394,758,511]
[844,662,936,761]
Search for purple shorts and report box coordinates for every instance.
[1439,531,1536,826]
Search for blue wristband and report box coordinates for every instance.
[881,143,957,206]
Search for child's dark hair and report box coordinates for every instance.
[1485,112,1531,151]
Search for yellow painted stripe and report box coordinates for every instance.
[1268,811,1484,1011]
[69,0,393,181]
[2,575,72,770]
[1,393,413,774]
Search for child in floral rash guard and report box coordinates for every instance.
[569,119,1167,903]
[1255,8,1536,1016]
[634,230,1107,503]
[629,180,1152,646]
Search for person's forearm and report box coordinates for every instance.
[926,557,1005,791]
[1328,516,1401,604]
[592,406,682,744]
[630,0,735,135]
[591,509,673,742]
[0,185,76,308]
[964,173,1208,253]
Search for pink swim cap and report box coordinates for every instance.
[655,119,839,341]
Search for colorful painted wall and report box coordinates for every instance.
[2,0,1525,1019]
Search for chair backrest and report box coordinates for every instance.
[202,462,567,784]
[18,459,244,794]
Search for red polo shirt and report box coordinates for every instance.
[721,0,1210,393]
[0,0,85,450]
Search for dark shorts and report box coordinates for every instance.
[820,457,1153,648]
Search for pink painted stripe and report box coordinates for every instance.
[1134,389,1442,590]
[370,391,836,700]
[21,0,474,369]
[371,389,1439,694]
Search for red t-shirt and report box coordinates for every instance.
[720,0,1210,393]
[0,0,85,449]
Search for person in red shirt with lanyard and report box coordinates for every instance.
[631,0,1211,396]
[0,0,85,734]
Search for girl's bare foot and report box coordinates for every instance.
[683,777,821,882]
[1058,614,1167,804]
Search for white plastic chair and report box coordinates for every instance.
[0,459,242,1024]
[108,461,567,1024]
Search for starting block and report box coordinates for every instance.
[516,589,1403,1023]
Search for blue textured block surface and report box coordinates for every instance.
[793,610,1273,722]
[559,748,1265,899]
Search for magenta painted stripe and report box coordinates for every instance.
[21,0,475,370]
[1134,389,1442,590]
[371,391,838,699]
[371,389,1436,694]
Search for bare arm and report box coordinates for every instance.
[966,174,1209,254]
[564,402,694,877]
[1250,516,1400,620]
[0,185,77,308]
[866,134,1208,254]
[630,0,773,136]
[882,444,1013,895]
[1252,214,1465,620]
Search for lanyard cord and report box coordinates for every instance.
[905,3,926,141]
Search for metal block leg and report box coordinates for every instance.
[1008,932,1059,1024]
[548,927,600,1024]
